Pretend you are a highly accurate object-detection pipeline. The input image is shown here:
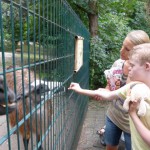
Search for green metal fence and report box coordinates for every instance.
[0,0,90,150]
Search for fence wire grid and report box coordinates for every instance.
[0,0,90,150]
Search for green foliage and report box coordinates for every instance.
[66,0,89,28]
[90,37,108,89]
[67,0,150,89]
[98,13,131,51]
[89,34,121,89]
[90,12,131,89]
[128,1,150,35]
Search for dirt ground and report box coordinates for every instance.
[76,99,125,150]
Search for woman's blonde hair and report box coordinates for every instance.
[127,30,150,45]
[129,43,150,65]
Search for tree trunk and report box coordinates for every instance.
[88,0,98,37]
[67,0,99,37]
[88,13,98,37]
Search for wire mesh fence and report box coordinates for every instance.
[0,0,90,150]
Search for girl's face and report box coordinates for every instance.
[120,37,135,60]
[128,56,146,82]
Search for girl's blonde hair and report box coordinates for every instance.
[127,30,150,45]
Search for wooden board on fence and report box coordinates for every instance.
[74,36,84,72]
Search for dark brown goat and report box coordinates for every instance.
[6,68,52,150]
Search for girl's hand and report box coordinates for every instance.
[68,82,81,92]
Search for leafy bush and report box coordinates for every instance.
[128,1,150,36]
[90,37,108,89]
[90,0,150,89]
[90,14,131,89]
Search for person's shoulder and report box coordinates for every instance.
[112,59,125,67]
[127,81,146,89]
[114,58,124,63]
[118,81,142,94]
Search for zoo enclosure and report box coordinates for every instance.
[0,0,90,150]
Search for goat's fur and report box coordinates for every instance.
[123,83,150,116]
[6,68,52,150]
[0,76,16,115]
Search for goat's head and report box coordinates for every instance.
[24,83,50,105]
[0,76,16,115]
